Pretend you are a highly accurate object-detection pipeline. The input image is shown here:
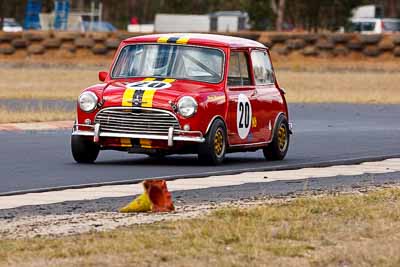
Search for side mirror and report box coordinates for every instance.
[98,71,108,82]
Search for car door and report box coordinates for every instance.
[226,49,261,145]
[250,49,283,143]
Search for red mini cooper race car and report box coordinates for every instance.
[71,33,291,165]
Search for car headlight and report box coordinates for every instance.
[78,91,98,112]
[177,96,198,118]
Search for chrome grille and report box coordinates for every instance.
[95,108,180,135]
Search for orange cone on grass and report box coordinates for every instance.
[119,179,174,213]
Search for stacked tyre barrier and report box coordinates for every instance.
[0,31,132,58]
[0,31,400,60]
[257,32,400,58]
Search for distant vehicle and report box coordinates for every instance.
[210,11,250,32]
[155,11,250,33]
[82,21,117,32]
[349,18,400,33]
[352,5,383,19]
[71,34,291,165]
[155,14,210,32]
[2,18,23,32]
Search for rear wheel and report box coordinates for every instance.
[263,116,289,161]
[71,135,100,163]
[198,119,227,165]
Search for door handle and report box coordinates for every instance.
[251,89,258,97]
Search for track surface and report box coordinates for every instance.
[1,104,399,194]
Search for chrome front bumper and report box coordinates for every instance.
[72,123,205,146]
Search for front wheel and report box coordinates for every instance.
[263,116,290,161]
[198,119,227,165]
[71,135,100,163]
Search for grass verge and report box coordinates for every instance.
[279,70,400,104]
[1,188,400,266]
[0,68,98,101]
[1,67,400,104]
[0,107,74,124]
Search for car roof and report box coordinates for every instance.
[123,33,266,49]
[351,18,400,22]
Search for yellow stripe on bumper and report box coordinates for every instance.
[140,138,152,148]
[120,138,132,147]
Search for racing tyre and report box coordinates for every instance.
[263,116,289,161]
[198,119,227,165]
[71,135,100,163]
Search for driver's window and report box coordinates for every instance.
[228,51,251,86]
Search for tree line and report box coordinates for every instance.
[1,0,399,31]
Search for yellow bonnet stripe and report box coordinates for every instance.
[162,78,176,83]
[122,88,135,107]
[142,90,156,108]
[123,78,176,108]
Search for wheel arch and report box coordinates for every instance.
[270,112,288,142]
[205,115,227,135]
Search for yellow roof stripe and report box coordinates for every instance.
[176,37,189,44]
[157,36,169,43]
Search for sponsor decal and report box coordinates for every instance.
[207,95,226,103]
[236,94,252,139]
[251,116,257,128]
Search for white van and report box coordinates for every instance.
[349,18,400,34]
[2,18,23,32]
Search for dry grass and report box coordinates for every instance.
[0,66,400,104]
[271,53,400,72]
[0,107,74,123]
[1,188,400,267]
[0,68,98,100]
[278,70,400,104]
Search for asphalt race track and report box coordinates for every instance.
[1,103,400,195]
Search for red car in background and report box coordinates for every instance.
[71,33,291,165]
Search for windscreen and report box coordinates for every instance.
[112,44,224,83]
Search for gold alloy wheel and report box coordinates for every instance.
[214,128,224,156]
[277,124,287,152]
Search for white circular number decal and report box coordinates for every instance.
[126,81,172,90]
[237,94,252,139]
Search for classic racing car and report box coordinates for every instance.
[71,33,291,165]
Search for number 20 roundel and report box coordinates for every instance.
[237,93,252,139]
